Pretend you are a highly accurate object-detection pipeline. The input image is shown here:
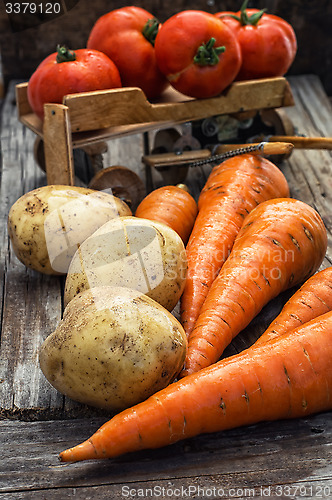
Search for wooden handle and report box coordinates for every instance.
[269,136,332,149]
[142,149,211,168]
[214,142,294,156]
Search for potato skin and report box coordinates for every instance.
[39,286,187,412]
[64,216,187,311]
[8,185,131,275]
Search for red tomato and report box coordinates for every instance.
[27,46,121,120]
[87,6,168,100]
[215,1,297,80]
[154,10,242,99]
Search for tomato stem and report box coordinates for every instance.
[56,45,76,63]
[194,38,226,66]
[221,0,266,26]
[142,18,159,46]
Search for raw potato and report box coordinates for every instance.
[64,216,187,311]
[8,185,131,275]
[39,286,188,412]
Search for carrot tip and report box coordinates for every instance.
[58,439,98,462]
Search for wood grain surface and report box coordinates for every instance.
[0,74,332,497]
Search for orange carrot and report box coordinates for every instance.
[180,154,289,337]
[135,184,198,244]
[254,266,332,346]
[181,198,327,377]
[59,310,332,462]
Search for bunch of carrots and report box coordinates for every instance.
[58,153,332,463]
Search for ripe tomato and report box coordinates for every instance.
[154,10,242,99]
[215,1,297,80]
[87,6,168,100]
[27,46,121,120]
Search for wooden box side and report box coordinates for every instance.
[64,77,294,133]
[16,77,294,138]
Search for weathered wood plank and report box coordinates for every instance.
[281,75,332,267]
[0,412,331,496]
[0,82,64,418]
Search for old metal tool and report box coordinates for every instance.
[142,141,294,170]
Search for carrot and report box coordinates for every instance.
[180,154,289,337]
[135,184,198,244]
[254,266,332,346]
[59,310,332,462]
[181,198,327,377]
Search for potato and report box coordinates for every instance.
[8,185,131,274]
[39,286,187,412]
[64,216,187,311]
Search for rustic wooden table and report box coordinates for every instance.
[0,75,332,499]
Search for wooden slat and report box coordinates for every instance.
[43,104,75,185]
[17,77,294,135]
[0,412,331,496]
[64,77,294,132]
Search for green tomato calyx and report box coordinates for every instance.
[194,38,226,66]
[142,18,159,46]
[56,45,76,63]
[223,0,266,26]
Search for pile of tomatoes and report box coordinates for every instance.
[27,2,297,120]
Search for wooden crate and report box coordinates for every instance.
[15,77,294,186]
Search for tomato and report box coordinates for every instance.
[27,46,121,120]
[154,10,242,99]
[87,6,168,100]
[215,0,297,80]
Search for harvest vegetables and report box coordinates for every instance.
[7,185,131,275]
[180,154,290,337]
[215,0,297,80]
[59,310,332,462]
[255,266,332,345]
[154,10,242,98]
[39,286,187,412]
[87,6,168,100]
[27,46,121,120]
[181,198,327,377]
[135,184,198,244]
[64,216,187,311]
